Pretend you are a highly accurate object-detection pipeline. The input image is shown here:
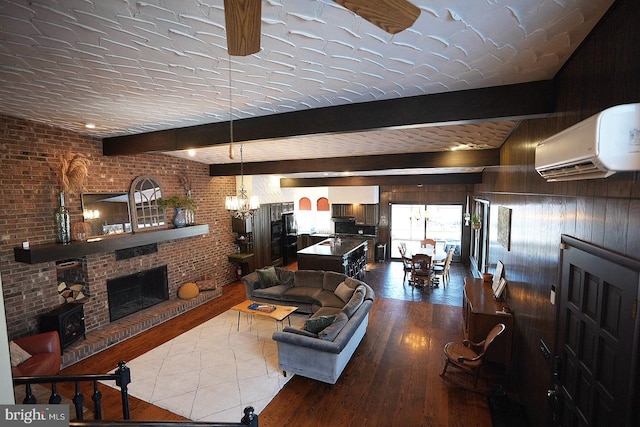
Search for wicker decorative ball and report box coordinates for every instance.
[71,221,92,241]
[178,282,200,299]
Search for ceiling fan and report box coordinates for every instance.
[224,0,422,56]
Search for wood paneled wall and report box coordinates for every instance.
[474,1,640,426]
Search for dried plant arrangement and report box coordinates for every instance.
[55,151,90,194]
[178,172,192,194]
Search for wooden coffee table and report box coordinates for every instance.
[230,300,298,331]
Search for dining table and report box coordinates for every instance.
[411,245,447,263]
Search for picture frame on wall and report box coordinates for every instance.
[492,260,504,296]
[497,206,512,251]
[494,278,508,300]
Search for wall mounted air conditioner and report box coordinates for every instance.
[535,103,640,181]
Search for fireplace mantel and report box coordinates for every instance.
[14,225,209,264]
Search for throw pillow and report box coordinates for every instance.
[9,341,32,367]
[282,327,319,338]
[256,266,280,288]
[334,282,355,304]
[342,288,365,318]
[275,267,295,287]
[303,315,337,334]
[318,312,349,341]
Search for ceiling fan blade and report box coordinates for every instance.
[224,0,262,56]
[333,0,421,34]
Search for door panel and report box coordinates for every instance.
[554,235,640,427]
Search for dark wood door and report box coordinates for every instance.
[552,235,640,427]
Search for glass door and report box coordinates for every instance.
[390,204,462,261]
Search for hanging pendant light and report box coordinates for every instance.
[225,58,259,219]
[225,144,260,218]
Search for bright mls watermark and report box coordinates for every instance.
[1,405,68,426]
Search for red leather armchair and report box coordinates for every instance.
[11,331,61,377]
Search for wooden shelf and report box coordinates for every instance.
[14,225,209,264]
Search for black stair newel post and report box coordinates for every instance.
[115,361,132,420]
[242,406,258,427]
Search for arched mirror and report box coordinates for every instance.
[129,175,165,231]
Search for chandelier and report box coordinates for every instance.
[225,144,260,219]
[409,205,429,222]
[225,59,259,219]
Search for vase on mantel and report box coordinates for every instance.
[184,191,195,225]
[184,208,195,226]
[55,191,71,244]
[173,207,186,228]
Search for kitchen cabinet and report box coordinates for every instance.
[297,233,330,251]
[297,234,310,250]
[248,202,293,270]
[332,204,379,225]
[251,205,271,269]
[269,202,294,222]
[365,237,376,263]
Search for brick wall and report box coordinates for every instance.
[0,114,238,338]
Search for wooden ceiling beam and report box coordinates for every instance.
[280,173,483,188]
[209,149,500,176]
[103,81,554,156]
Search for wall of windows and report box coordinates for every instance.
[390,204,462,260]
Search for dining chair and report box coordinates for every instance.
[401,256,413,284]
[420,239,437,249]
[440,323,506,388]
[411,254,434,287]
[433,248,454,287]
[398,242,407,257]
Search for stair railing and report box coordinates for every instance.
[12,361,131,420]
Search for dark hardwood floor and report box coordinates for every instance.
[59,261,500,426]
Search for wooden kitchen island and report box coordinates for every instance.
[297,237,368,278]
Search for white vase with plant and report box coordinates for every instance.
[471,214,482,230]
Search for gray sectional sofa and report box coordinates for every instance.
[241,267,375,384]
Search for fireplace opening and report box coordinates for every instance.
[107,265,169,322]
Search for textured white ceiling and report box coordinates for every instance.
[0,0,614,172]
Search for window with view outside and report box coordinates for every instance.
[390,204,462,259]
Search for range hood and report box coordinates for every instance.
[331,216,356,222]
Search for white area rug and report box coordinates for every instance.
[109,309,306,422]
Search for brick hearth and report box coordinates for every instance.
[60,287,222,368]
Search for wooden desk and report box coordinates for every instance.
[463,277,513,368]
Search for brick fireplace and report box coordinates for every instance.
[57,251,222,368]
[1,114,237,368]
[107,265,169,322]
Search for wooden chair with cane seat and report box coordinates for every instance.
[401,255,413,284]
[420,239,437,249]
[411,253,434,287]
[433,248,454,287]
[440,323,506,388]
[398,243,413,284]
[398,242,407,256]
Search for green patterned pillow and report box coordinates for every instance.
[303,315,337,334]
[256,266,280,288]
